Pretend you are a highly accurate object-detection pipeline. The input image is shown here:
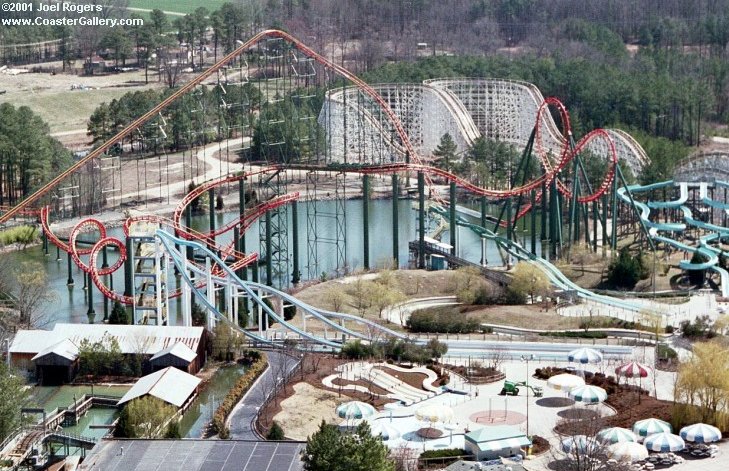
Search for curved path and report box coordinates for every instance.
[228,351,300,439]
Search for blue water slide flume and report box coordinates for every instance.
[158,229,410,347]
[157,230,352,349]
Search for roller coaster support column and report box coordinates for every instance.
[611,167,618,252]
[418,172,426,269]
[124,236,132,297]
[568,159,580,249]
[616,165,654,252]
[225,280,233,323]
[480,195,488,265]
[102,246,109,321]
[392,174,399,266]
[506,197,513,268]
[291,201,300,284]
[208,188,216,251]
[592,201,598,252]
[86,272,95,322]
[205,258,215,330]
[601,193,608,257]
[67,252,74,286]
[42,231,49,256]
[363,174,370,270]
[531,190,537,255]
[507,129,535,237]
[185,206,194,262]
[541,181,548,242]
[549,180,562,259]
[56,244,60,261]
[265,210,273,285]
[480,196,487,228]
[181,255,191,326]
[238,178,247,280]
[450,181,457,256]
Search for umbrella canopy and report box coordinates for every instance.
[633,418,672,437]
[336,401,376,420]
[608,442,649,462]
[597,427,638,445]
[369,422,401,441]
[415,404,454,423]
[644,432,686,452]
[569,385,608,404]
[547,373,586,392]
[568,347,603,364]
[615,361,651,378]
[560,435,599,455]
[679,423,722,444]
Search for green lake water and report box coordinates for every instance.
[178,363,246,438]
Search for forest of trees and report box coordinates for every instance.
[0,104,72,205]
[61,1,729,187]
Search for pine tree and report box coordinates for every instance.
[108,301,128,325]
[607,248,641,289]
[302,420,394,471]
[432,133,458,172]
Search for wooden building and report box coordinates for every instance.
[8,324,207,384]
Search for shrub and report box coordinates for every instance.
[656,343,678,360]
[0,225,39,246]
[210,352,268,437]
[340,338,448,364]
[538,331,608,339]
[534,367,567,380]
[407,308,481,334]
[341,340,373,359]
[681,315,714,338]
[607,248,642,289]
[419,449,467,459]
[419,448,469,466]
[503,287,526,305]
[267,421,285,440]
[165,421,181,438]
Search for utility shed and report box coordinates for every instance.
[117,366,201,409]
[149,341,198,374]
[32,339,80,385]
[464,426,531,461]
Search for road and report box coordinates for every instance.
[228,351,300,439]
[119,137,245,201]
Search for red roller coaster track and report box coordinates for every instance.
[25,30,619,307]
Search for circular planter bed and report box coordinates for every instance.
[417,427,444,439]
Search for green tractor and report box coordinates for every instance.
[499,380,543,397]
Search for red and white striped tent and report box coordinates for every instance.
[615,361,651,378]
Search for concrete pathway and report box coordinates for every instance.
[228,351,300,439]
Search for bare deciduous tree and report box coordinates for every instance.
[13,262,55,329]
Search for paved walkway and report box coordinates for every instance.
[228,351,300,439]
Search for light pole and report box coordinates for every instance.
[521,354,535,438]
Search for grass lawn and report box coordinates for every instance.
[0,88,141,133]
[127,0,232,15]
